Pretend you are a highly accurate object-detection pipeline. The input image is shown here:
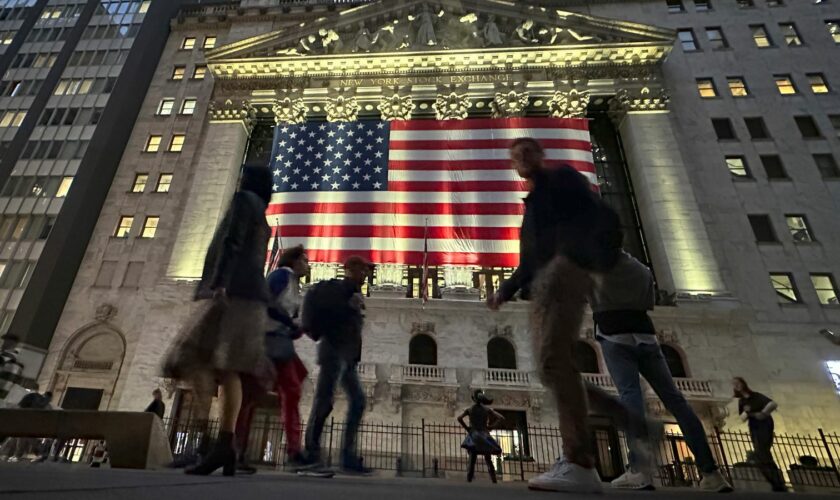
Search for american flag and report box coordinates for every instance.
[267,117,594,267]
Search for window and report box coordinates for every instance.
[786,215,815,242]
[203,36,217,49]
[145,135,162,152]
[114,216,133,238]
[157,98,175,116]
[573,341,600,374]
[811,275,839,305]
[795,116,821,138]
[751,25,773,47]
[408,334,437,366]
[827,21,840,44]
[140,216,159,238]
[94,261,117,288]
[813,153,839,178]
[122,262,145,288]
[155,174,173,193]
[131,174,148,193]
[56,177,73,197]
[169,134,185,152]
[487,337,516,369]
[745,117,770,139]
[695,0,711,11]
[737,0,754,6]
[139,1,151,14]
[697,78,717,98]
[774,74,797,95]
[172,66,185,80]
[760,155,788,179]
[181,99,197,115]
[748,215,777,242]
[725,156,751,178]
[666,0,685,12]
[767,0,783,5]
[712,118,736,139]
[829,115,840,139]
[192,65,207,79]
[678,29,698,51]
[728,77,749,97]
[770,273,800,303]
[661,345,687,378]
[779,23,802,46]
[0,111,25,128]
[705,27,728,49]
[808,73,830,94]
[181,37,196,50]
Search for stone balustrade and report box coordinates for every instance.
[472,368,534,388]
[392,364,457,385]
[356,362,377,382]
[674,377,714,397]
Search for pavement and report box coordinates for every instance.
[1,463,838,500]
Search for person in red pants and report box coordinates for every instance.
[236,245,311,473]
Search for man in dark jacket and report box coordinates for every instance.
[488,138,625,493]
[300,256,373,474]
[144,389,165,419]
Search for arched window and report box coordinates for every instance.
[573,341,600,374]
[487,337,516,370]
[661,344,687,378]
[409,334,437,366]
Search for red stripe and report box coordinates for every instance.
[302,249,519,267]
[389,180,527,192]
[267,202,524,216]
[274,225,520,240]
[388,138,592,151]
[387,159,596,174]
[390,117,589,131]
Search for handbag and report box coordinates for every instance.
[265,325,295,362]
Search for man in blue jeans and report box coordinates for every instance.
[591,249,732,492]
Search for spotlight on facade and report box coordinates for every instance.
[820,329,840,346]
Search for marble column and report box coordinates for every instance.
[166,99,256,279]
[610,88,726,296]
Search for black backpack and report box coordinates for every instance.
[300,279,351,341]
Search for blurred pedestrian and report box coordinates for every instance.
[144,389,165,419]
[458,389,503,484]
[0,334,25,408]
[733,377,785,492]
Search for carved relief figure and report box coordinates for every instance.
[515,20,539,45]
[414,5,438,47]
[353,25,378,52]
[483,15,503,46]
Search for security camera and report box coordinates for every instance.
[820,329,840,345]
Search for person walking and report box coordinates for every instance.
[487,137,640,493]
[299,256,373,475]
[733,377,785,492]
[163,165,274,476]
[592,249,732,492]
[234,245,311,474]
[458,389,504,484]
[144,389,165,419]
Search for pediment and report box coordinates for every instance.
[207,0,674,61]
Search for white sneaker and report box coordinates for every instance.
[611,469,654,490]
[699,470,734,493]
[528,459,604,493]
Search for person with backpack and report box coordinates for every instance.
[458,389,504,484]
[299,256,374,475]
[487,138,641,493]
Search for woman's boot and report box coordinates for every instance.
[186,431,235,476]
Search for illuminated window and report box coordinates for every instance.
[0,111,25,128]
[140,216,159,238]
[181,37,196,50]
[814,153,839,178]
[696,0,711,11]
[705,27,728,49]
[696,78,717,97]
[192,65,207,79]
[779,23,802,46]
[811,275,838,305]
[203,36,217,49]
[751,25,773,47]
[155,174,173,193]
[770,273,800,303]
[748,215,777,242]
[774,75,797,95]
[808,73,830,94]
[786,215,814,242]
[114,216,134,238]
[725,156,750,178]
[728,77,749,97]
[145,135,162,152]
[666,0,685,12]
[169,134,185,152]
[157,98,175,116]
[131,174,148,193]
[56,177,73,197]
[795,116,821,138]
[678,29,698,51]
[172,66,185,80]
[760,155,787,179]
[181,99,197,115]
[827,21,840,44]
[139,1,150,14]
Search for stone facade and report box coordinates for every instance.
[36,0,840,448]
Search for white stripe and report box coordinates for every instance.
[269,213,524,228]
[277,237,519,254]
[388,170,522,182]
[270,191,528,204]
[389,128,590,142]
[390,148,593,163]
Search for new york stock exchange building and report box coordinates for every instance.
[34,0,840,481]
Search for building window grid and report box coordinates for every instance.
[705,27,728,49]
[813,153,839,177]
[114,216,133,238]
[172,66,186,80]
[748,214,777,243]
[774,75,798,95]
[140,216,158,238]
[737,0,755,6]
[155,174,172,193]
[169,134,185,152]
[131,174,148,193]
[181,37,195,50]
[785,215,815,242]
[760,155,788,179]
[807,73,830,94]
[180,99,197,115]
[795,116,822,138]
[725,156,751,178]
[145,135,161,153]
[678,29,698,51]
[695,0,711,11]
[770,273,800,303]
[811,274,839,305]
[192,65,207,79]
[697,78,717,98]
[827,21,840,44]
[728,77,749,97]
[779,23,803,46]
[745,117,771,140]
[751,25,773,47]
[666,0,685,12]
[203,35,216,49]
[828,115,840,139]
[156,98,175,116]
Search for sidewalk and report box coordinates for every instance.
[1,463,839,500]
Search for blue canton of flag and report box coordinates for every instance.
[270,121,390,193]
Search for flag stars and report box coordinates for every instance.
[373,181,382,189]
[342,174,351,182]
[331,182,340,190]
[291,183,299,190]
[281,175,290,183]
[352,182,360,189]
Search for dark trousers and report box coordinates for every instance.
[304,354,365,463]
[751,426,786,490]
[467,452,497,483]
